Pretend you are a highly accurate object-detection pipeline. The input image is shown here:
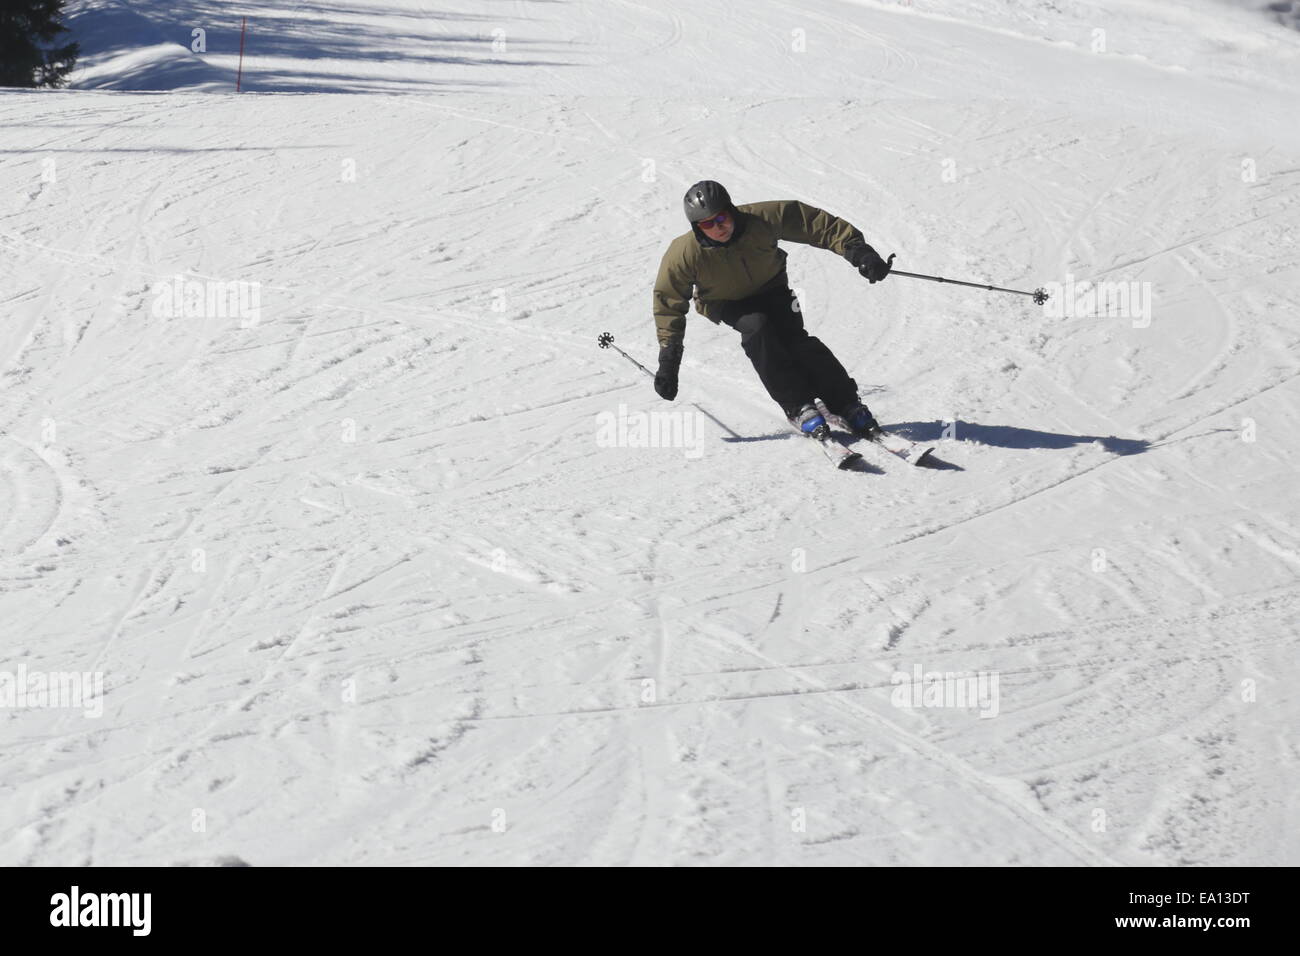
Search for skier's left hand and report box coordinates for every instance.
[847,242,895,283]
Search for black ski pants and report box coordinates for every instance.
[716,281,859,419]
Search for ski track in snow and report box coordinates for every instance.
[0,0,1298,866]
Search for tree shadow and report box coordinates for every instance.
[1264,1,1300,31]
[889,420,1150,456]
[67,0,582,93]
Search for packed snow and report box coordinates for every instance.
[1,0,1297,865]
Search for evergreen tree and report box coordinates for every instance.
[0,0,80,88]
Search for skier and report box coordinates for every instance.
[651,181,894,440]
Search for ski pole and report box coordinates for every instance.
[884,256,1050,304]
[599,332,742,438]
[596,332,654,379]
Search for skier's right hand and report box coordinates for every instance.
[654,341,682,401]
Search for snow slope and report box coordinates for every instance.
[1,0,1298,865]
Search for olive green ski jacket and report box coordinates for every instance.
[652,200,866,348]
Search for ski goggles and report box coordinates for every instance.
[695,211,730,230]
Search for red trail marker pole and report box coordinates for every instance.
[236,17,247,92]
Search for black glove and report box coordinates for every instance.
[846,242,895,283]
[654,341,682,401]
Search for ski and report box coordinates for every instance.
[819,404,935,467]
[865,426,935,467]
[787,416,864,470]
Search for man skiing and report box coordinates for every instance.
[652,180,893,441]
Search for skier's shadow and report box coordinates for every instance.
[719,417,1150,473]
[889,420,1150,456]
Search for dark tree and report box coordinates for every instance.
[0,0,80,88]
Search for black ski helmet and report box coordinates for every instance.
[683,181,732,223]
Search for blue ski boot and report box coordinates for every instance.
[792,403,830,441]
[842,402,881,438]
